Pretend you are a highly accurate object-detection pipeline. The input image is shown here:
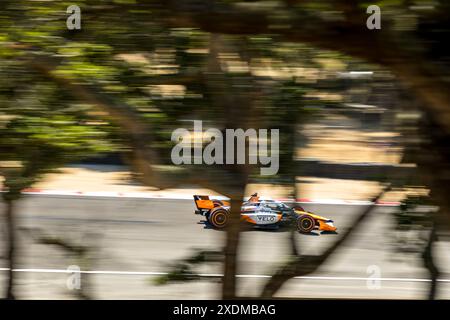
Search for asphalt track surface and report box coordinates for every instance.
[1,195,450,299]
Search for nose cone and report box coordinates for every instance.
[318,220,337,232]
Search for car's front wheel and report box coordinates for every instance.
[208,208,229,229]
[297,215,315,233]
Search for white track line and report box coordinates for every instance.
[0,268,449,283]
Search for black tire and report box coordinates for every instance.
[212,200,224,207]
[208,208,229,229]
[297,214,315,233]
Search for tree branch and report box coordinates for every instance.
[261,185,391,298]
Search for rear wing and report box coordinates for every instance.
[193,195,215,210]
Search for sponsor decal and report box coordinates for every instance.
[242,213,278,224]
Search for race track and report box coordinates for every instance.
[1,196,449,299]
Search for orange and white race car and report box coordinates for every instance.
[193,194,337,234]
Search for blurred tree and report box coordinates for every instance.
[1,0,449,299]
[0,73,113,298]
[392,194,439,299]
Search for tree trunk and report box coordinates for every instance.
[4,199,16,300]
[423,223,439,300]
[222,194,244,299]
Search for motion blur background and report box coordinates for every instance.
[1,0,450,299]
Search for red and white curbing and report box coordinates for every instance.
[18,188,401,206]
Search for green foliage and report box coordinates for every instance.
[153,249,223,285]
[0,0,421,189]
[391,194,434,254]
[396,194,433,228]
[0,112,114,198]
[0,61,115,198]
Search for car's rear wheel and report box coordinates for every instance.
[208,208,229,229]
[297,215,315,233]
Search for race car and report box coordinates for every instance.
[193,194,337,234]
